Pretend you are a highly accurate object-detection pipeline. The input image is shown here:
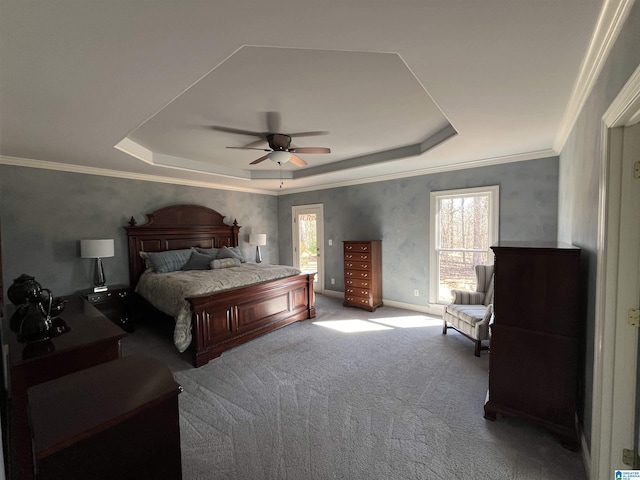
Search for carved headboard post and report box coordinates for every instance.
[232,219,240,247]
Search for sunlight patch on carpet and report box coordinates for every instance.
[368,315,442,328]
[312,319,393,333]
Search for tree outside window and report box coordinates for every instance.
[430,186,499,304]
[298,213,317,273]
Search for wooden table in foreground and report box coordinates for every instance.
[4,295,127,480]
[28,354,182,480]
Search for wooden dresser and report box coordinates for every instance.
[343,240,382,311]
[28,355,182,480]
[484,241,581,449]
[4,296,127,480]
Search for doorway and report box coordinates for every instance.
[592,66,640,477]
[292,204,324,293]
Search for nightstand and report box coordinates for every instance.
[78,284,134,332]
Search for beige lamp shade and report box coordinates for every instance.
[249,234,267,246]
[80,239,115,258]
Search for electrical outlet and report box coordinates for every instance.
[331,278,335,285]
[414,289,419,296]
[328,239,333,246]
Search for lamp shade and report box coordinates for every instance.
[268,151,291,164]
[249,234,267,246]
[80,239,114,259]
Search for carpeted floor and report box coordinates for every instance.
[122,294,587,480]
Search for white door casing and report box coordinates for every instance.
[591,64,640,478]
[292,204,324,293]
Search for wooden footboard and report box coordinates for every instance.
[187,273,315,367]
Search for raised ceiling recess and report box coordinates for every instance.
[116,46,455,181]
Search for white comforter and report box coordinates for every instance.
[136,263,302,352]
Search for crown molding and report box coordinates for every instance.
[0,155,277,196]
[553,0,636,152]
[1,148,556,197]
[278,149,557,195]
[603,61,640,127]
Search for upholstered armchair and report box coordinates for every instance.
[442,264,494,356]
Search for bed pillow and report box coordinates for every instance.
[217,246,246,262]
[210,257,242,269]
[146,249,192,273]
[194,247,220,259]
[181,250,214,271]
[227,246,246,262]
[139,251,154,270]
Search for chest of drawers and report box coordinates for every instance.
[343,240,382,311]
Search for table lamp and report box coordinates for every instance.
[81,239,114,292]
[249,234,267,263]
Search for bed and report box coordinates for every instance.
[125,204,316,367]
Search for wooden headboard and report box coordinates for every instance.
[125,204,241,286]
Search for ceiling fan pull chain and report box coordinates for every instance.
[279,162,283,188]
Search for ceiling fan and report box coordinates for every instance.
[212,113,331,166]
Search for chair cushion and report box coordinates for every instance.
[483,275,494,306]
[451,290,485,304]
[475,265,494,292]
[445,304,488,326]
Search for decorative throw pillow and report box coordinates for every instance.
[139,251,154,270]
[181,250,214,271]
[195,247,220,259]
[217,246,245,262]
[210,257,242,269]
[146,249,192,273]
[226,246,246,262]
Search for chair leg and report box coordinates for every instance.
[442,321,448,335]
[475,340,481,357]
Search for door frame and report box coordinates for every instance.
[591,63,640,478]
[291,204,325,293]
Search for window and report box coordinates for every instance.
[430,186,499,304]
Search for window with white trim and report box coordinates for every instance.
[430,186,499,304]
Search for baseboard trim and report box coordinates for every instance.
[320,290,443,317]
[321,289,344,299]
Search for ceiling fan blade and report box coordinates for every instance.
[250,154,270,165]
[288,131,329,138]
[212,126,266,137]
[289,147,331,154]
[289,154,308,167]
[244,138,269,148]
[226,146,271,152]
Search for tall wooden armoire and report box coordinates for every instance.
[484,241,581,449]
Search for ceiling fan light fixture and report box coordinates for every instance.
[268,150,291,164]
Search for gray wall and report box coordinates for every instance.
[1,157,559,304]
[558,2,640,449]
[278,156,559,305]
[0,166,279,297]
